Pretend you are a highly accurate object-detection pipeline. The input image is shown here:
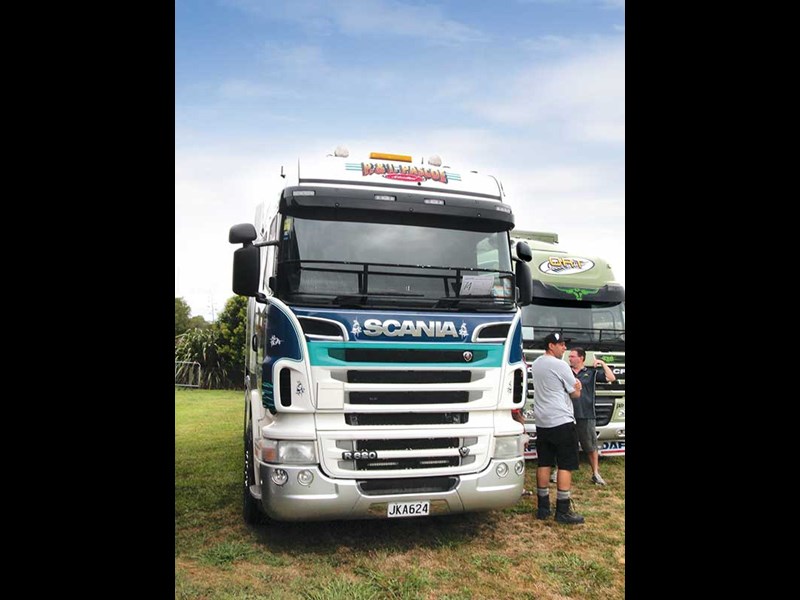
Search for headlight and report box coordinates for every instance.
[256,439,317,464]
[493,435,523,459]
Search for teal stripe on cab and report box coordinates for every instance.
[308,342,504,368]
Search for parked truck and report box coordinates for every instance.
[229,147,534,522]
[510,231,625,460]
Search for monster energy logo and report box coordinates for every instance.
[555,287,600,301]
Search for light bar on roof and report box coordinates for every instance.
[369,152,412,162]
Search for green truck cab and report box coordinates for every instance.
[511,231,625,459]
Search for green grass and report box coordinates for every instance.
[176,389,625,599]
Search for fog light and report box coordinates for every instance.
[297,469,314,486]
[617,429,625,437]
[271,469,288,485]
[496,462,509,477]
[514,460,525,476]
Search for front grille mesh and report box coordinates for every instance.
[595,402,614,426]
[349,391,469,405]
[347,370,471,384]
[329,348,487,363]
[358,476,459,495]
[345,412,469,426]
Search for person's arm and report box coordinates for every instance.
[562,364,582,398]
[594,359,616,383]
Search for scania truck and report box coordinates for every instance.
[229,147,534,522]
[510,231,625,460]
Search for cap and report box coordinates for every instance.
[543,331,571,348]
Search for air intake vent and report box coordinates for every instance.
[356,457,460,470]
[358,476,458,496]
[345,412,469,426]
[347,370,471,384]
[356,438,459,451]
[279,369,292,407]
[297,317,345,339]
[349,391,469,405]
[330,348,487,363]
[595,400,616,426]
[476,323,510,340]
[513,369,523,404]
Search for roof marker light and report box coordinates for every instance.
[495,205,511,213]
[427,155,443,167]
[374,194,396,201]
[293,190,316,196]
[370,152,412,162]
[333,145,349,158]
[424,198,445,205]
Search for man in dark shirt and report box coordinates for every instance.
[568,347,616,485]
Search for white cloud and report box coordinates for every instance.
[227,0,488,45]
[464,36,625,144]
[517,0,624,7]
[219,79,281,99]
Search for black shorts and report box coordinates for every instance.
[536,422,580,471]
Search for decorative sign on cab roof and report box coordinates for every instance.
[347,162,460,184]
[539,256,595,275]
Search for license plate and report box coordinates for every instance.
[387,501,430,518]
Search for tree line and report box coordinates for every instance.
[175,296,247,389]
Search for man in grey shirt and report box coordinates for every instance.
[530,332,585,524]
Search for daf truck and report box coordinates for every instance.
[510,231,625,459]
[229,147,534,522]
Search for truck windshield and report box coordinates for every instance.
[278,216,514,311]
[521,300,625,350]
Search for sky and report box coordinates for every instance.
[176,0,625,322]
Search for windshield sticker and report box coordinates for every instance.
[539,257,595,275]
[460,274,494,296]
[554,287,600,301]
[348,162,457,184]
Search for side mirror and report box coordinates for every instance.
[232,244,260,296]
[516,241,532,262]
[515,260,533,306]
[229,223,257,244]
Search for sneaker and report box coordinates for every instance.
[591,473,607,486]
[550,469,558,483]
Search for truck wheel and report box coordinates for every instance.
[243,401,263,525]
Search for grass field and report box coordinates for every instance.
[176,389,625,599]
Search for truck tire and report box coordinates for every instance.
[243,400,263,525]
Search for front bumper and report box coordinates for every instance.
[255,459,524,521]
[522,423,625,459]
